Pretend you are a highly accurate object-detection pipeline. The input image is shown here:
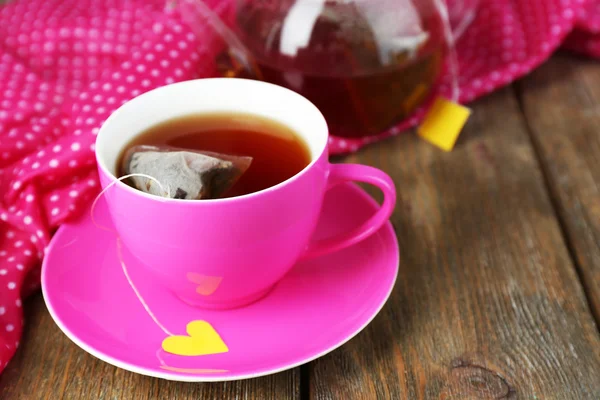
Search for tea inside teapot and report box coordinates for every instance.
[217,0,446,138]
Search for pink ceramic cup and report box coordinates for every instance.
[95,78,396,309]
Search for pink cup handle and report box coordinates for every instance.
[302,163,396,259]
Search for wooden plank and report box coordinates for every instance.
[0,294,300,399]
[516,53,600,322]
[309,87,600,399]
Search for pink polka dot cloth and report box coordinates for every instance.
[0,0,598,373]
[564,0,600,55]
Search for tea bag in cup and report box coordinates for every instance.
[122,145,252,200]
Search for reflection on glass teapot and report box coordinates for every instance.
[176,0,448,138]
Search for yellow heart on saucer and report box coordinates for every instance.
[162,320,229,356]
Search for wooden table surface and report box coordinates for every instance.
[1,54,600,399]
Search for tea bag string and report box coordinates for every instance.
[90,174,174,337]
[90,173,171,232]
[433,0,460,103]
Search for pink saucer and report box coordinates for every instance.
[42,183,399,382]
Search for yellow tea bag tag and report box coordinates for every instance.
[417,97,471,151]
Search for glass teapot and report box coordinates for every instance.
[173,0,448,138]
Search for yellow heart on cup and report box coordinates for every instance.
[162,320,229,356]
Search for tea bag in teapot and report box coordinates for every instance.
[122,145,252,200]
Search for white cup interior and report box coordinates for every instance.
[96,78,329,177]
